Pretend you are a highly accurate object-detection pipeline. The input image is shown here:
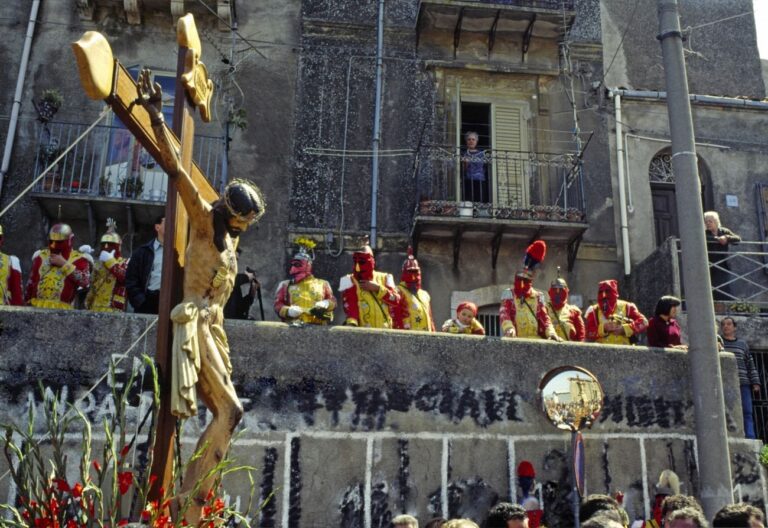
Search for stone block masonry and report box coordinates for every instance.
[0,307,764,527]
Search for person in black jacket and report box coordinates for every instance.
[126,215,164,313]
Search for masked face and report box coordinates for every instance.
[401,269,421,291]
[289,258,312,283]
[353,253,375,281]
[598,286,618,315]
[514,276,532,298]
[549,286,568,310]
[101,242,121,258]
[49,239,72,259]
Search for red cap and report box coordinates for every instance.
[517,460,535,478]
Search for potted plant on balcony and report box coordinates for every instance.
[35,89,64,123]
[120,176,143,199]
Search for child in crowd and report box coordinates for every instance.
[442,301,485,335]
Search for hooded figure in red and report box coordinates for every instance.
[392,247,435,331]
[499,241,559,340]
[26,223,91,309]
[339,243,400,328]
[584,279,648,344]
[546,272,585,342]
[0,224,23,306]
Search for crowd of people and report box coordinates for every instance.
[385,467,765,528]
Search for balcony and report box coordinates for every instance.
[30,120,225,237]
[412,145,587,269]
[416,0,576,65]
[630,238,768,317]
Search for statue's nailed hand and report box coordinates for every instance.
[137,68,164,126]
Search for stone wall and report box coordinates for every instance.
[0,307,764,527]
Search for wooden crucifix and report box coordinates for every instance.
[73,14,264,524]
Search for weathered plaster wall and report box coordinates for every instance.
[0,307,764,527]
[600,0,765,99]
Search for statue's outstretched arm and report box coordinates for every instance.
[137,68,209,224]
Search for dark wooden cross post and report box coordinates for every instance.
[72,13,217,504]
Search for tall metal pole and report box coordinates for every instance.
[656,0,733,518]
[370,0,385,248]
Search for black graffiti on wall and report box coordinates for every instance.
[288,438,301,528]
[599,394,689,428]
[239,378,526,430]
[258,447,278,527]
[338,482,392,528]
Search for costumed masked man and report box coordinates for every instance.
[499,241,560,340]
[546,269,585,342]
[585,279,647,344]
[25,223,90,309]
[0,224,23,306]
[339,242,400,328]
[85,218,128,312]
[391,247,435,331]
[274,237,336,324]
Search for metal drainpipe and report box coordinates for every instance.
[369,0,385,249]
[610,91,632,276]
[0,0,41,201]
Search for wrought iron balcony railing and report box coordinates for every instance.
[677,240,768,315]
[415,145,585,222]
[31,121,226,201]
[455,0,575,10]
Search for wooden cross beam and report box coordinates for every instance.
[73,14,216,503]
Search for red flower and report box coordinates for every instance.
[118,471,133,495]
[72,483,83,499]
[67,521,77,528]
[213,497,225,513]
[205,488,215,501]
[120,444,131,458]
[153,514,170,528]
[54,479,69,493]
[92,460,101,472]
[118,520,129,527]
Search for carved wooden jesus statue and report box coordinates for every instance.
[137,70,266,520]
[72,15,265,524]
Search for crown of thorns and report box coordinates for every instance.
[223,179,265,225]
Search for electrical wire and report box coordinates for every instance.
[598,0,642,90]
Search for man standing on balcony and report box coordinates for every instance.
[584,280,647,345]
[462,131,489,203]
[720,316,761,439]
[25,223,91,309]
[500,241,560,341]
[126,215,164,314]
[339,242,400,328]
[86,219,128,312]
[391,247,435,331]
[0,224,23,306]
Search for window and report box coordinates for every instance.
[452,80,530,206]
[103,67,176,200]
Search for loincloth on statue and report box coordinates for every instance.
[170,302,233,418]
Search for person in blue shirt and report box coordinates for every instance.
[461,131,489,203]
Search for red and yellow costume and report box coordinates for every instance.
[26,223,90,309]
[546,275,585,342]
[275,238,336,325]
[0,224,23,306]
[339,245,400,328]
[500,240,559,340]
[441,301,485,335]
[391,247,435,331]
[584,279,647,344]
[86,219,128,312]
